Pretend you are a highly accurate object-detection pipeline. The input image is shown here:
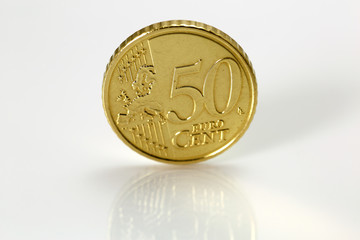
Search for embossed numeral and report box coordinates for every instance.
[167,58,242,123]
[204,58,241,115]
[167,60,204,123]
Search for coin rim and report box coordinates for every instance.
[102,20,257,164]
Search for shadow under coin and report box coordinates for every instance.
[108,165,255,240]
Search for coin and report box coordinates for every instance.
[102,20,257,164]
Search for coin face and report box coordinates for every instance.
[102,20,257,164]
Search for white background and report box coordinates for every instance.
[1,0,359,239]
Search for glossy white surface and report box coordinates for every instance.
[0,0,359,239]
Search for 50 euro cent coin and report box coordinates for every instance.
[102,20,257,164]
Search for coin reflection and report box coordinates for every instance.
[109,166,255,240]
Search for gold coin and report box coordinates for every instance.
[102,20,257,164]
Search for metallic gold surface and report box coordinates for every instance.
[102,20,257,164]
